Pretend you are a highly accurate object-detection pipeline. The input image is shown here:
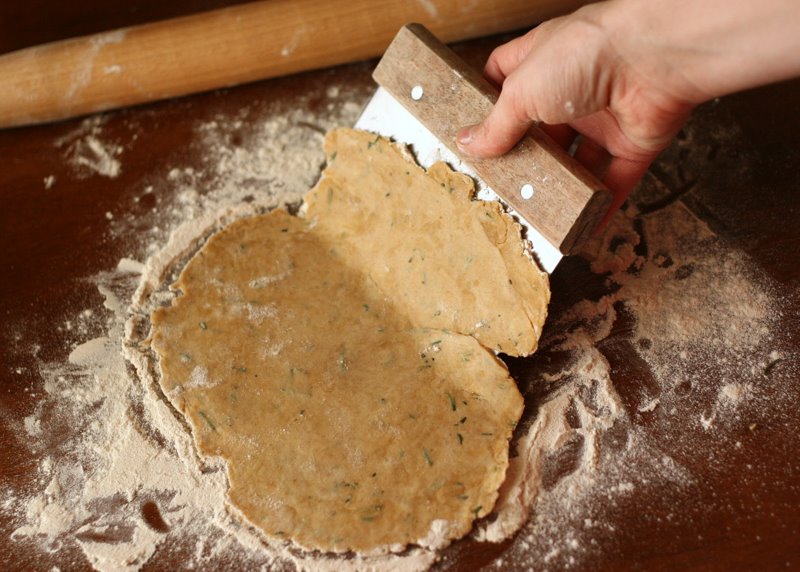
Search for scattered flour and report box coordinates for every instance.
[185,365,219,390]
[9,75,440,571]
[7,76,794,572]
[23,414,42,437]
[719,382,750,406]
[471,196,787,569]
[56,116,123,178]
[248,271,292,289]
[469,111,796,570]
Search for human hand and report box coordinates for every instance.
[456,1,698,219]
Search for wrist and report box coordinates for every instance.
[600,0,800,102]
[599,0,710,104]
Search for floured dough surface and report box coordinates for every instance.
[305,129,549,356]
[150,128,549,553]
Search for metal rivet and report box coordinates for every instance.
[520,183,534,200]
[411,85,424,100]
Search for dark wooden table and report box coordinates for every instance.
[2,2,799,571]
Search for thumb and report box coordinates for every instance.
[456,85,535,158]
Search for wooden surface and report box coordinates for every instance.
[375,23,611,254]
[2,2,799,571]
[0,0,591,128]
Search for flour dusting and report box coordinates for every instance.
[6,79,794,572]
[56,116,123,178]
[9,76,442,571]
[469,113,795,570]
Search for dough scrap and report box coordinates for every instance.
[151,128,549,553]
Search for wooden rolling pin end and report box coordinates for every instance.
[0,0,590,129]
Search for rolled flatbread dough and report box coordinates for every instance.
[305,129,549,356]
[150,128,549,553]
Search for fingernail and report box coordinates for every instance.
[457,125,476,148]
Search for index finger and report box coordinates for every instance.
[484,28,539,87]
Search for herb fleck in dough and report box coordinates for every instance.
[150,128,549,553]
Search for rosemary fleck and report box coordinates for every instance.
[198,410,216,431]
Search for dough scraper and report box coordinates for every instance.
[355,24,613,273]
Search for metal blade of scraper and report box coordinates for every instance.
[356,87,561,272]
[355,23,613,274]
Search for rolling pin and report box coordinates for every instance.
[0,0,588,129]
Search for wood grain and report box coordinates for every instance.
[0,0,591,128]
[374,24,612,253]
[1,3,799,571]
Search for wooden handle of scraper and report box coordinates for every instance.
[373,23,612,254]
[0,0,591,129]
